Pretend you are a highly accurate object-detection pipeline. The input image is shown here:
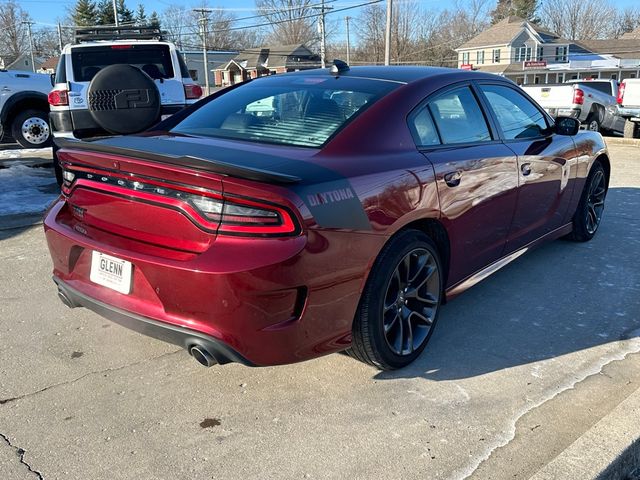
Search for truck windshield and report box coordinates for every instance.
[170,75,398,148]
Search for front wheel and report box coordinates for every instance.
[349,230,443,370]
[569,162,607,242]
[11,109,52,148]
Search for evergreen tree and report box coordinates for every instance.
[148,11,160,29]
[135,3,147,26]
[72,0,98,26]
[491,0,539,24]
[96,0,115,25]
[117,0,134,25]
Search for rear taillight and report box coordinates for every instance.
[184,84,203,99]
[573,88,584,105]
[61,167,299,237]
[617,82,626,105]
[48,89,69,106]
[191,195,297,236]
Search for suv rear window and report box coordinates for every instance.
[71,44,174,82]
[170,75,398,148]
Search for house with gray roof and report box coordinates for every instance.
[214,44,321,87]
[455,16,640,84]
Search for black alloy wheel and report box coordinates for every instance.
[349,229,443,370]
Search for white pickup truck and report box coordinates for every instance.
[617,78,640,138]
[0,69,53,148]
[522,79,625,134]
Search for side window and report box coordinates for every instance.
[409,107,440,147]
[428,87,492,144]
[479,84,548,140]
[54,54,66,84]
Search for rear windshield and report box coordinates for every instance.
[71,44,174,82]
[576,82,613,95]
[170,75,398,148]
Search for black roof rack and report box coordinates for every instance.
[74,25,164,44]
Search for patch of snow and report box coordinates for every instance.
[0,147,51,159]
[0,164,59,215]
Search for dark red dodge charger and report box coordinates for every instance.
[45,65,609,370]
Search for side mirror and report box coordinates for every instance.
[555,116,580,136]
[50,73,55,87]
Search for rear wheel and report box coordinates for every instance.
[569,162,607,242]
[585,112,600,133]
[11,109,52,148]
[349,230,443,370]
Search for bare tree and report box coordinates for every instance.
[255,0,318,46]
[161,5,195,50]
[539,0,617,40]
[611,7,640,38]
[0,0,31,64]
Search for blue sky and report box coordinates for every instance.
[21,0,640,33]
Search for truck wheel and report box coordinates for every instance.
[585,113,600,132]
[623,119,640,139]
[11,109,52,148]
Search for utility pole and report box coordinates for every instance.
[112,0,119,27]
[22,21,36,72]
[345,16,351,65]
[312,1,333,68]
[194,8,211,95]
[57,23,64,54]
[384,0,393,66]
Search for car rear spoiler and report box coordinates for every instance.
[54,137,302,185]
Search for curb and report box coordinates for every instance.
[529,387,640,480]
[605,137,640,147]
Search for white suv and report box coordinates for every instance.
[48,26,203,181]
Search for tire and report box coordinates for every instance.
[52,143,62,186]
[623,119,640,139]
[569,162,607,242]
[349,229,443,370]
[585,112,601,133]
[87,64,160,135]
[11,109,52,148]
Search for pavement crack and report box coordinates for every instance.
[0,349,182,406]
[0,431,44,479]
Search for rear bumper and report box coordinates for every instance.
[50,105,185,139]
[44,198,372,366]
[54,277,254,366]
[617,107,640,120]
[547,107,581,119]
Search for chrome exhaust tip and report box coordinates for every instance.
[58,290,76,309]
[189,345,217,367]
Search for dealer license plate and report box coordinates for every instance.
[90,251,132,294]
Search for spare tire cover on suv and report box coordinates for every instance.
[87,64,161,135]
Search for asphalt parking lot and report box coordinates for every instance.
[1,144,639,480]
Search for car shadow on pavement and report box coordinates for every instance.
[373,187,640,381]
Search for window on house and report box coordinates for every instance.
[462,52,470,64]
[492,49,501,63]
[476,50,485,65]
[555,46,568,62]
[515,46,532,62]
[557,73,564,83]
[536,46,544,61]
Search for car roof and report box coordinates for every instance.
[283,65,508,85]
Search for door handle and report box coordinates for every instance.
[444,171,462,187]
[521,163,532,176]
